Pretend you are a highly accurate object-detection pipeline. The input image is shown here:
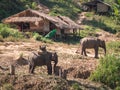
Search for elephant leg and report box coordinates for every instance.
[29,64,32,73]
[53,64,57,74]
[81,47,84,55]
[84,49,87,56]
[47,63,52,75]
[29,64,35,74]
[94,48,99,58]
[31,66,35,74]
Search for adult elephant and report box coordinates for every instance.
[28,51,58,75]
[76,37,106,58]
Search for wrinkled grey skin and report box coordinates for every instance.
[76,37,106,58]
[28,51,58,75]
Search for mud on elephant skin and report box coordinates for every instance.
[76,37,106,58]
[28,51,58,75]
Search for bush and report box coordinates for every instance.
[10,29,24,38]
[71,83,82,90]
[0,24,24,39]
[2,83,14,90]
[0,26,11,38]
[33,32,53,43]
[33,32,42,40]
[90,54,120,89]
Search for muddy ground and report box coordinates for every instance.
[0,30,117,89]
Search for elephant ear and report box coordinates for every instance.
[52,52,58,60]
[99,39,105,47]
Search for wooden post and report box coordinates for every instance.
[9,65,15,75]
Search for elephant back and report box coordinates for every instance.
[28,52,46,66]
[80,37,98,48]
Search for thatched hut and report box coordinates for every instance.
[2,9,81,38]
[82,0,111,14]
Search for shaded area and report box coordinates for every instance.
[0,0,27,21]
[55,35,81,45]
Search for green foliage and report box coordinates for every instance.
[0,0,81,20]
[2,83,14,90]
[39,0,81,20]
[85,12,94,17]
[33,32,53,43]
[115,86,120,90]
[83,14,119,34]
[33,32,42,41]
[107,41,120,54]
[71,83,82,90]
[0,0,37,21]
[90,54,120,89]
[0,24,24,39]
[79,26,98,38]
[108,0,120,25]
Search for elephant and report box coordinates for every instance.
[28,51,58,75]
[76,37,106,58]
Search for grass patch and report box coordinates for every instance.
[39,0,81,20]
[107,41,120,54]
[79,26,99,38]
[33,32,53,44]
[90,54,120,89]
[83,13,120,34]
[71,83,82,90]
[2,83,14,90]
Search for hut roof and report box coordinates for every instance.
[3,17,42,23]
[83,0,110,7]
[29,9,71,29]
[2,9,81,29]
[57,16,80,29]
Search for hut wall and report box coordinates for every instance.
[64,29,73,34]
[43,19,50,32]
[29,21,44,32]
[56,29,61,35]
[97,3,108,12]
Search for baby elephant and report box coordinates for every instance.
[76,37,106,58]
[28,51,58,75]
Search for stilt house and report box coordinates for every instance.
[2,9,81,38]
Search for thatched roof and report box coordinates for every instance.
[29,9,71,29]
[2,9,81,29]
[83,0,110,7]
[3,17,42,23]
[57,16,80,29]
